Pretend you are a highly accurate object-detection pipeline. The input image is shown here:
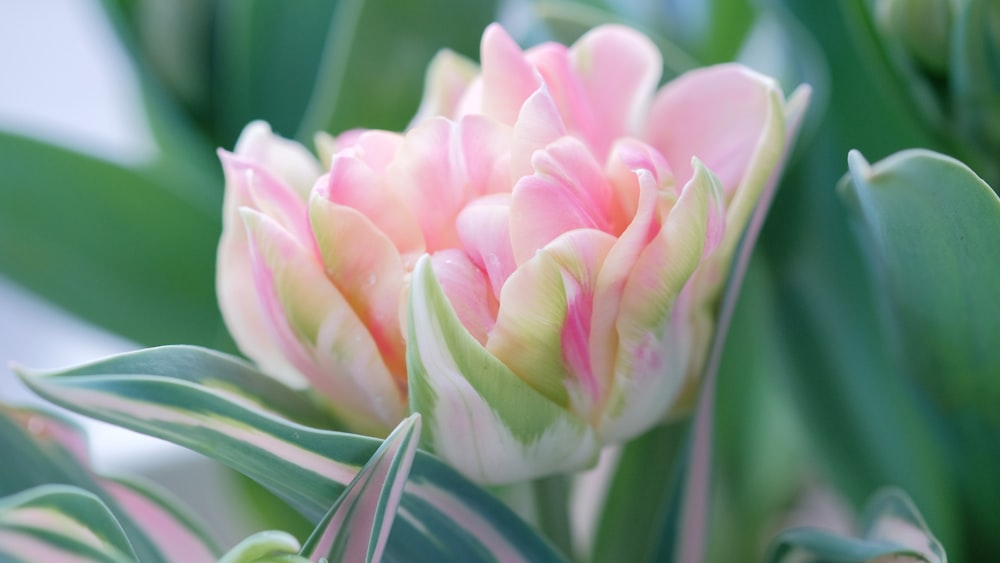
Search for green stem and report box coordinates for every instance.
[532,474,576,561]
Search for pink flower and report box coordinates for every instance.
[217,24,809,483]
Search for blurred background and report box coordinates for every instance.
[1,0,997,560]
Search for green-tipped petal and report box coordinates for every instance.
[599,160,722,441]
[408,255,600,484]
[242,208,405,435]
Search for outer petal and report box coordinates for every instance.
[645,64,782,200]
[408,256,599,484]
[242,208,405,435]
[509,136,614,264]
[486,229,617,422]
[233,121,322,198]
[599,160,724,442]
[217,153,312,388]
[309,195,408,385]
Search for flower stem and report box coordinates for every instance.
[532,474,576,561]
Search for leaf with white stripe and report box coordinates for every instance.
[16,347,565,563]
[301,414,421,562]
[0,405,222,562]
[0,484,136,563]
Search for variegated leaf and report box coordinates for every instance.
[16,347,565,562]
[300,414,421,562]
[0,484,136,563]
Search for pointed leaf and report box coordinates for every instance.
[300,415,421,563]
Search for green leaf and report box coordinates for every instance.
[840,149,1000,422]
[295,0,498,139]
[300,415,420,562]
[212,0,342,145]
[841,148,1000,554]
[0,130,225,349]
[766,488,946,563]
[0,485,137,563]
[591,420,688,563]
[949,0,1000,182]
[16,348,566,563]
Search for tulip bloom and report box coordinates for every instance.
[218,24,808,483]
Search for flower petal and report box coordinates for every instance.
[233,121,322,198]
[645,64,781,199]
[477,23,541,125]
[408,256,599,484]
[386,116,512,252]
[599,160,723,441]
[309,195,408,385]
[217,151,312,388]
[242,208,405,435]
[487,229,617,421]
[317,135,425,265]
[429,249,497,345]
[455,193,517,301]
[588,139,672,401]
[568,25,662,155]
[509,136,614,264]
[510,86,568,180]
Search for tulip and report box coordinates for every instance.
[217,24,809,483]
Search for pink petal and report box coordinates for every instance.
[456,193,517,301]
[509,136,614,264]
[478,23,541,125]
[430,249,497,345]
[233,121,322,198]
[510,86,567,180]
[645,64,780,198]
[241,208,405,435]
[600,161,724,442]
[568,25,662,156]
[386,116,511,252]
[217,151,312,388]
[317,141,425,266]
[487,229,616,421]
[309,195,408,385]
[588,139,670,398]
